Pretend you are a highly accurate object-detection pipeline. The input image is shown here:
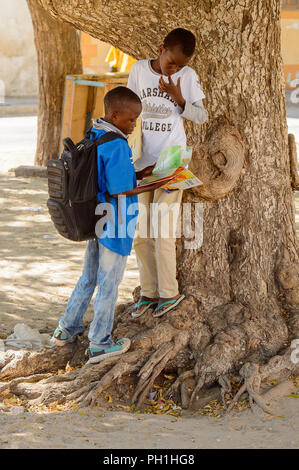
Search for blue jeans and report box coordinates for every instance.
[58,239,127,349]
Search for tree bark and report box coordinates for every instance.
[2,0,298,413]
[27,0,82,166]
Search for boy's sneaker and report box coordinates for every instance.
[51,327,78,347]
[87,338,131,364]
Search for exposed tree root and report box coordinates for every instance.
[262,379,297,402]
[226,363,272,414]
[218,375,232,409]
[0,373,52,397]
[0,350,144,407]
[226,345,299,414]
[0,337,87,381]
[169,370,195,406]
[84,350,147,408]
[0,296,298,414]
[189,375,206,408]
[132,331,189,410]
[132,343,176,409]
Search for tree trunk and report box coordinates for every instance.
[26,0,82,166]
[2,0,298,413]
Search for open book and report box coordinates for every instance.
[137,145,203,191]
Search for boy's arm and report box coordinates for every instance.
[111,180,165,198]
[135,163,156,181]
[159,73,207,124]
[101,139,162,198]
[127,63,138,95]
[179,99,208,124]
[100,138,142,198]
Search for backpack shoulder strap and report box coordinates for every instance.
[94,131,127,146]
[62,137,80,158]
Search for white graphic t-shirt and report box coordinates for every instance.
[127,59,205,170]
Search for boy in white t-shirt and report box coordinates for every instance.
[127,28,207,318]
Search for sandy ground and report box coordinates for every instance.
[0,115,298,449]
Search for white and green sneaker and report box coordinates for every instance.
[87,338,131,364]
[51,327,78,347]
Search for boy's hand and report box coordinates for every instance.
[136,163,156,180]
[146,180,167,192]
[140,164,156,178]
[113,179,167,197]
[159,75,186,109]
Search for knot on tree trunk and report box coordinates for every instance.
[189,115,245,201]
[288,133,299,190]
[277,260,299,314]
[276,248,299,337]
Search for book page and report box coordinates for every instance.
[152,146,192,175]
[161,169,203,191]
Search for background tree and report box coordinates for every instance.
[27,0,82,166]
[1,0,298,412]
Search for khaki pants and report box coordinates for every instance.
[134,188,183,298]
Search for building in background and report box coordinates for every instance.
[80,33,136,74]
[281,0,299,104]
[0,0,38,97]
[80,32,111,75]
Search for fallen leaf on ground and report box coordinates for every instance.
[105,393,113,403]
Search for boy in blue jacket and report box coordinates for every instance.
[52,86,162,363]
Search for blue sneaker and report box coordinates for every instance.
[87,338,131,364]
[51,327,78,347]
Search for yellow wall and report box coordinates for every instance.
[80,32,110,75]
[281,9,299,89]
[81,33,136,74]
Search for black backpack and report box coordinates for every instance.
[47,130,125,242]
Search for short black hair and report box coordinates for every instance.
[163,28,196,57]
[104,86,141,114]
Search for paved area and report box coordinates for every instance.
[0,97,38,116]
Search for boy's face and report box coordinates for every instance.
[111,102,142,135]
[158,45,191,76]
